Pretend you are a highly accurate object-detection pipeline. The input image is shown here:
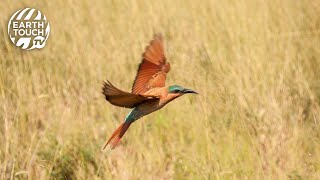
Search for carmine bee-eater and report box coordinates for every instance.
[102,34,198,149]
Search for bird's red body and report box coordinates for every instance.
[102,34,197,149]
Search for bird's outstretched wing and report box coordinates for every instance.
[131,34,170,95]
[103,81,158,108]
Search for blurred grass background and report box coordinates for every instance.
[1,0,320,179]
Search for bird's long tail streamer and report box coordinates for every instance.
[103,121,132,149]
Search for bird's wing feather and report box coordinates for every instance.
[103,81,158,108]
[131,34,170,95]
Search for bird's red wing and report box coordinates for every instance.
[103,81,158,108]
[131,34,170,95]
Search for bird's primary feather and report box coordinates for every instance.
[102,81,158,108]
[131,34,170,95]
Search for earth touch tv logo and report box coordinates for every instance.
[8,8,50,50]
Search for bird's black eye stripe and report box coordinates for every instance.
[174,89,180,93]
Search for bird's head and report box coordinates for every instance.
[168,85,198,96]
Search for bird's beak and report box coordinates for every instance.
[182,89,198,94]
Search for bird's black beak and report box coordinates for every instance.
[182,89,198,94]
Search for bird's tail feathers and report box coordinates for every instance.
[103,121,132,150]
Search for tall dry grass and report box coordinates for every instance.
[1,0,320,179]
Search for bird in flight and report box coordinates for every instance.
[102,34,197,149]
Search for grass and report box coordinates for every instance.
[1,0,320,179]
